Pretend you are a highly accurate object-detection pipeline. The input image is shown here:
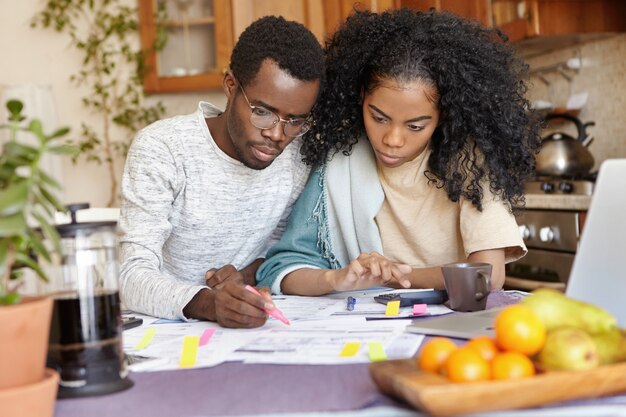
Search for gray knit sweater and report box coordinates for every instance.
[118,102,310,319]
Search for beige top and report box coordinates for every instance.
[375,149,526,267]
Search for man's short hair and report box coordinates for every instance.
[230,16,324,87]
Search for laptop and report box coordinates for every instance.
[406,159,626,338]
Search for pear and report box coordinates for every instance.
[590,328,626,365]
[522,288,617,334]
[538,327,599,371]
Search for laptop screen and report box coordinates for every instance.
[565,159,626,327]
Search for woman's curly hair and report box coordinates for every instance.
[301,9,541,211]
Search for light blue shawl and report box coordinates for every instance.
[256,139,385,293]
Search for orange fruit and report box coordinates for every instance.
[492,351,536,380]
[443,347,491,383]
[466,336,499,361]
[495,305,546,355]
[417,337,458,373]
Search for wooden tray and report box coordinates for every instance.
[369,359,626,416]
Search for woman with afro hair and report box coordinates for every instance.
[256,8,541,296]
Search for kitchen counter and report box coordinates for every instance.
[524,194,591,211]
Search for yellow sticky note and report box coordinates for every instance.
[385,300,400,316]
[367,341,387,362]
[339,342,361,357]
[179,335,200,368]
[134,328,156,350]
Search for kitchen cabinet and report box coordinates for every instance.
[139,0,626,93]
[492,0,626,43]
[322,0,402,37]
[138,0,326,93]
[399,1,626,44]
[231,0,324,43]
[400,0,490,26]
[138,0,234,93]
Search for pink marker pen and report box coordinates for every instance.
[244,285,291,325]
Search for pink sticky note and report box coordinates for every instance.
[199,328,216,346]
[413,304,428,315]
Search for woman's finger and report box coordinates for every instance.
[390,263,412,287]
[346,259,366,283]
[368,258,382,278]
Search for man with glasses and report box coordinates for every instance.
[118,16,323,328]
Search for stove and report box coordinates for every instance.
[505,176,595,291]
[525,179,594,196]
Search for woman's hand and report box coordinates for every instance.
[330,252,412,291]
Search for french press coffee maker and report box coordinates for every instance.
[44,203,132,398]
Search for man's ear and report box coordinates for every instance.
[223,70,237,100]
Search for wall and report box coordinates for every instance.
[0,1,227,208]
[524,34,626,171]
[2,2,625,207]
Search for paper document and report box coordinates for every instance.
[229,317,423,365]
[121,293,435,371]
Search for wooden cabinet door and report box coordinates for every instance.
[401,0,626,42]
[231,0,325,42]
[496,0,626,42]
[322,0,401,40]
[532,0,626,36]
[400,0,490,26]
[138,0,234,93]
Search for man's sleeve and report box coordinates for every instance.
[118,131,205,320]
[256,170,333,294]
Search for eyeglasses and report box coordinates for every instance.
[238,84,313,138]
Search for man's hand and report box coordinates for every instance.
[205,265,244,289]
[213,282,274,328]
[205,259,264,289]
[329,252,412,291]
[183,282,274,328]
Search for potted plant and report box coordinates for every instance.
[0,99,76,417]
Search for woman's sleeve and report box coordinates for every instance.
[460,190,527,263]
[256,169,333,294]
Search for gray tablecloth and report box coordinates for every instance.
[56,291,624,417]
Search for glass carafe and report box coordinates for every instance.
[43,203,132,398]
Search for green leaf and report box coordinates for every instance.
[0,182,28,216]
[32,189,53,217]
[6,100,23,116]
[39,170,61,189]
[31,210,61,255]
[9,269,23,281]
[14,252,48,283]
[0,239,9,270]
[49,127,70,139]
[27,229,51,263]
[0,292,21,305]
[3,141,38,161]
[0,213,27,237]
[48,144,79,156]
[0,164,17,182]
[28,119,45,142]
[38,185,66,213]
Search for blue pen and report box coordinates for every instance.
[346,296,356,311]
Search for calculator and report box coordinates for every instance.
[122,316,143,331]
[374,290,448,307]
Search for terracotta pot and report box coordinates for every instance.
[0,296,53,389]
[0,369,59,417]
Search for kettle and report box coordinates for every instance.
[535,113,595,177]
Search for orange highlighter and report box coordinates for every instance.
[244,285,291,325]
